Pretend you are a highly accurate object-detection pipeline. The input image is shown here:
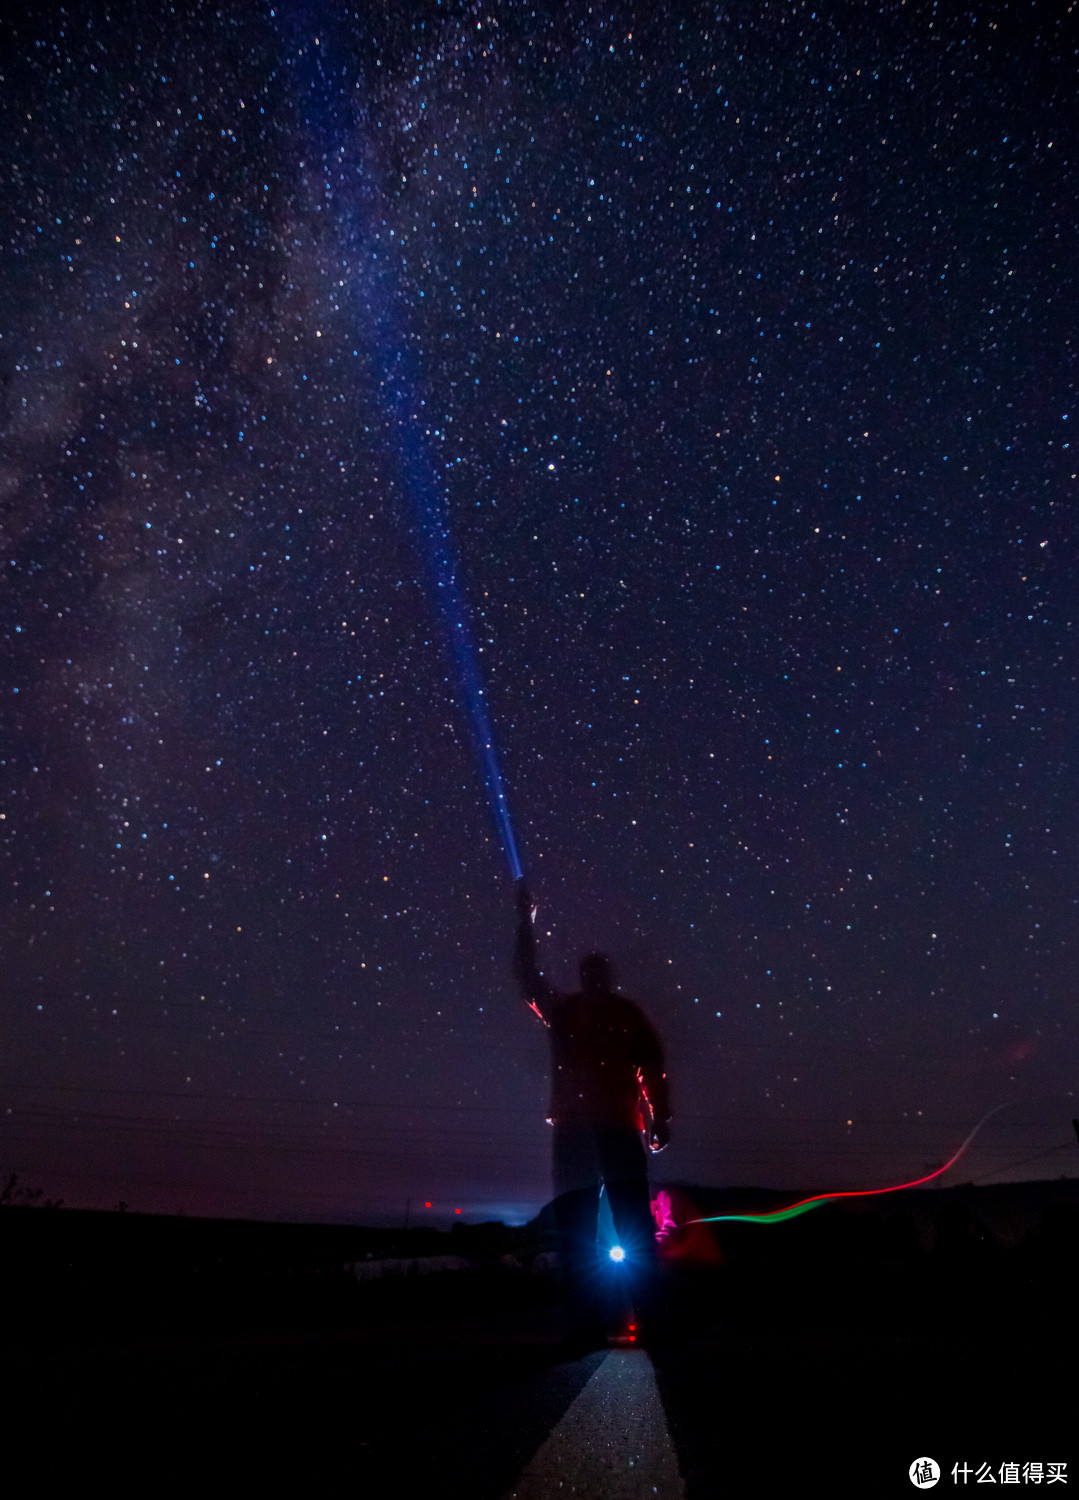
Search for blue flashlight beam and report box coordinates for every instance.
[281,14,523,881]
[383,362,523,881]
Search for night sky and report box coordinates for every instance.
[2,0,1074,1225]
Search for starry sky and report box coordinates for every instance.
[2,0,1074,1225]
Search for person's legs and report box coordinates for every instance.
[599,1128,665,1336]
[552,1125,605,1342]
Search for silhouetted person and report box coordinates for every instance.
[513,879,670,1347]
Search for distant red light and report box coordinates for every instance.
[424,1201,432,1208]
[455,1208,462,1215]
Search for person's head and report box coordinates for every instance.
[578,951,615,996]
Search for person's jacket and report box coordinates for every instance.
[515,915,670,1131]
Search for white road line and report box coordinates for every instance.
[502,1349,686,1500]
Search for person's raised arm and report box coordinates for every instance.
[513,879,554,1023]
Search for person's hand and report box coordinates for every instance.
[515,878,536,924]
[648,1120,670,1154]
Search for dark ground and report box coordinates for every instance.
[6,1186,1076,1497]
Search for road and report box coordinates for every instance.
[14,1257,1072,1498]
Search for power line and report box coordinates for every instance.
[0,1080,1056,1127]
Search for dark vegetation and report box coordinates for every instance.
[1,1199,548,1346]
[658,1177,1079,1340]
[0,1171,63,1209]
[3,1175,1075,1352]
[4,1177,1074,1496]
